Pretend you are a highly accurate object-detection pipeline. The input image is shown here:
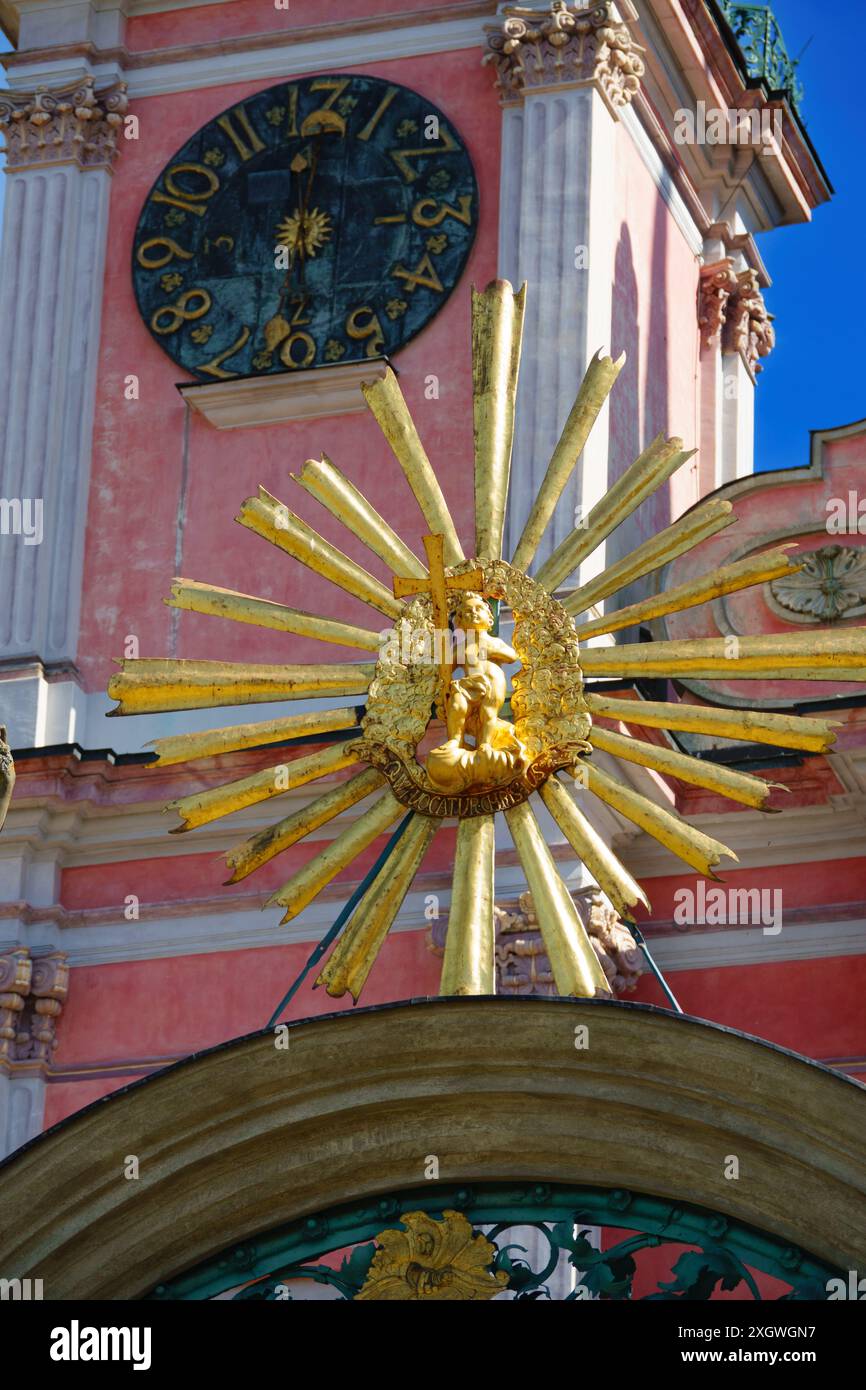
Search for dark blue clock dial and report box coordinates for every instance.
[132,74,478,381]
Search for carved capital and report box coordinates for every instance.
[699,258,739,350]
[492,887,644,995]
[0,948,69,1066]
[0,77,128,172]
[484,2,645,110]
[723,269,775,378]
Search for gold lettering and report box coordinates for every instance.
[346,305,384,356]
[197,326,251,380]
[391,253,444,295]
[358,85,398,142]
[216,106,266,162]
[136,236,193,270]
[412,194,472,228]
[389,126,458,182]
[151,288,212,336]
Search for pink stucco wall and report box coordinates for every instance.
[79,46,500,691]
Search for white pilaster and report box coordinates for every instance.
[0,78,127,687]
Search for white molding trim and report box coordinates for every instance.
[649,917,866,971]
[4,16,492,98]
[179,359,388,430]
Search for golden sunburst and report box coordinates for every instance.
[275,206,333,258]
[107,280,866,1006]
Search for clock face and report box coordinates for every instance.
[132,74,478,382]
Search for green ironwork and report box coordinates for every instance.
[719,2,805,109]
[147,1182,843,1301]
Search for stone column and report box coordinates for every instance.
[484,2,644,575]
[0,79,127,685]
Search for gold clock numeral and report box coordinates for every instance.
[284,84,300,138]
[216,106,266,162]
[280,332,317,369]
[346,306,385,357]
[150,288,212,336]
[151,163,220,219]
[391,253,444,295]
[136,236,194,270]
[412,194,472,228]
[197,326,252,379]
[309,77,351,110]
[389,126,458,182]
[357,86,398,142]
[374,213,406,225]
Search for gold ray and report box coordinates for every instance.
[360,367,465,566]
[504,801,611,998]
[588,725,784,810]
[535,436,695,593]
[317,813,439,1000]
[167,579,383,651]
[148,707,362,767]
[579,628,866,681]
[574,546,802,640]
[269,788,405,924]
[539,775,650,919]
[511,349,626,574]
[472,280,526,562]
[292,455,426,578]
[563,498,736,617]
[440,814,496,995]
[225,766,385,883]
[107,658,375,716]
[579,761,737,878]
[237,486,402,618]
[168,740,362,832]
[584,693,839,754]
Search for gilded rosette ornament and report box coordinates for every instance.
[107,278,866,1006]
[355,1210,508,1300]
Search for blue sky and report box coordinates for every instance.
[1,3,861,473]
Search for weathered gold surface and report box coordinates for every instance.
[392,532,484,717]
[472,279,525,562]
[538,776,650,919]
[504,801,611,998]
[293,455,427,578]
[535,435,694,593]
[148,707,361,767]
[574,546,802,639]
[168,740,363,833]
[2,1000,862,1297]
[426,591,527,794]
[268,788,405,924]
[356,1209,508,1300]
[585,694,839,754]
[563,497,735,616]
[225,766,385,883]
[440,815,496,995]
[108,658,375,715]
[580,761,736,878]
[361,366,464,565]
[237,485,402,618]
[580,627,866,681]
[167,578,382,650]
[318,812,438,1000]
[511,348,625,573]
[589,725,783,810]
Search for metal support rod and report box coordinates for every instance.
[266,811,415,1027]
[626,920,684,1014]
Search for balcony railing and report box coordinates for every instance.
[719,1,805,109]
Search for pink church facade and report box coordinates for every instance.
[1,0,862,1172]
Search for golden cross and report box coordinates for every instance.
[393,534,485,714]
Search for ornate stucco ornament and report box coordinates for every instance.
[723,268,775,377]
[484,1,645,109]
[495,889,645,995]
[355,1209,509,1300]
[107,279,866,1005]
[0,78,128,172]
[698,258,740,350]
[770,546,866,623]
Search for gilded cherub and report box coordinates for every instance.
[426,591,528,793]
